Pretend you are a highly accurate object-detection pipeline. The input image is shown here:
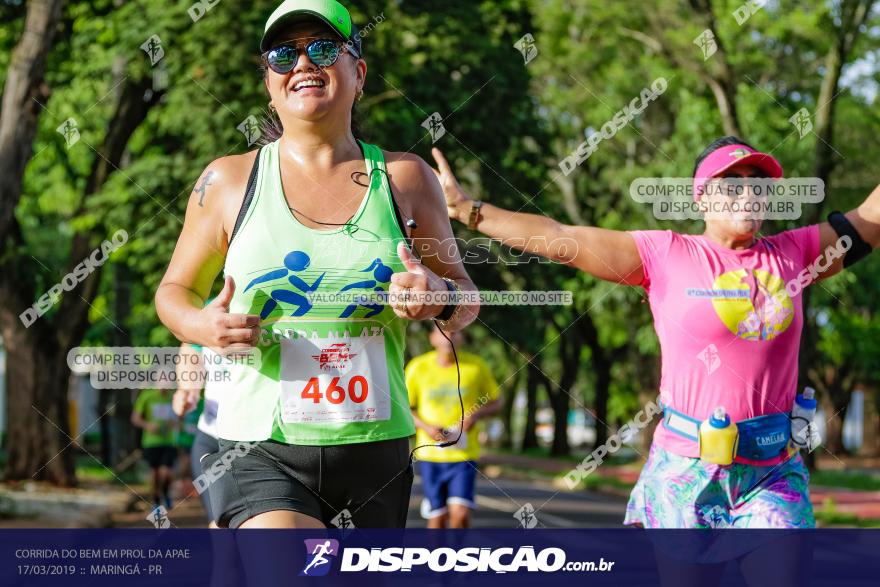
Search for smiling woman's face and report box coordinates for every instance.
[264,21,365,124]
[701,163,768,239]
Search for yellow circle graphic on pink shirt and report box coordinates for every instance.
[711,269,794,341]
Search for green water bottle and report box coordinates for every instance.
[699,407,739,465]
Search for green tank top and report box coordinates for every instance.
[220,139,415,445]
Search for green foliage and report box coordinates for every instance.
[811,469,880,492]
[75,456,140,485]
[815,498,880,527]
[9,0,880,448]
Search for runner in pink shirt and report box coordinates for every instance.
[432,136,880,529]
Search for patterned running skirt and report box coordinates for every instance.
[624,443,815,528]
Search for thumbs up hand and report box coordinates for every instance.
[389,242,447,321]
[199,276,262,352]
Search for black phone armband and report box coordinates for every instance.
[827,211,872,268]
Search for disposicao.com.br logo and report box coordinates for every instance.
[299,540,615,575]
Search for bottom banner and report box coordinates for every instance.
[1,529,878,586]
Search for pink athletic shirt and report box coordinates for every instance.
[630,226,821,465]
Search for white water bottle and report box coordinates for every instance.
[791,387,817,449]
[440,424,468,449]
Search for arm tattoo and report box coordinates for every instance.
[194,170,216,207]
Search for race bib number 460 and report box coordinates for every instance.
[280,333,390,424]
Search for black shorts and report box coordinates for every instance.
[204,437,413,529]
[190,430,220,520]
[142,445,177,469]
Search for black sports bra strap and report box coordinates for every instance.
[228,147,262,245]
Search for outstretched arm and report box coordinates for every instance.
[816,183,880,279]
[431,149,644,286]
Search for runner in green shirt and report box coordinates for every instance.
[155,0,478,529]
[131,389,178,510]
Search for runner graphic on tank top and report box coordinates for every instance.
[339,258,393,318]
[244,250,325,319]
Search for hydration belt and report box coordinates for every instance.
[659,401,794,461]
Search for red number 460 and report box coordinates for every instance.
[301,376,369,404]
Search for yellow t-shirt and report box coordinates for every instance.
[406,350,499,463]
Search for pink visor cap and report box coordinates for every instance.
[692,144,783,201]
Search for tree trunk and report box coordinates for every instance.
[592,354,611,450]
[821,391,850,456]
[0,318,75,485]
[638,387,660,455]
[0,0,64,242]
[548,385,570,456]
[97,387,112,465]
[807,0,873,225]
[858,386,878,457]
[0,1,69,483]
[521,360,540,450]
[498,368,520,450]
[577,312,616,449]
[1,59,159,483]
[798,0,874,405]
[645,0,742,136]
[545,318,580,457]
[99,263,138,467]
[692,0,742,136]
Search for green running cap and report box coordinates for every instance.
[261,0,361,56]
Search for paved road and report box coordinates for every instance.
[112,475,628,529]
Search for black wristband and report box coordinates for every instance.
[436,279,457,321]
[827,211,872,268]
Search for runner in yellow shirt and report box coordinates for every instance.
[406,326,502,528]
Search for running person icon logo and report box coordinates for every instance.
[140,34,164,65]
[421,112,447,143]
[146,505,170,529]
[514,503,538,529]
[704,505,732,528]
[330,509,355,530]
[697,343,721,375]
[237,115,262,146]
[789,108,814,139]
[300,539,340,577]
[56,118,80,148]
[514,33,538,64]
[693,29,717,60]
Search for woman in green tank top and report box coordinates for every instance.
[156,0,477,529]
